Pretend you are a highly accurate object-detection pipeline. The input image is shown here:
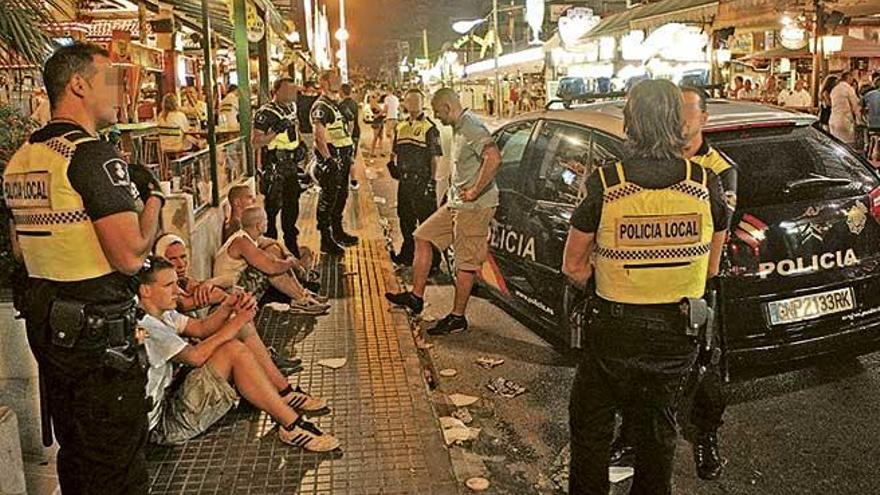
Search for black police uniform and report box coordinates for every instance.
[568,157,730,495]
[390,112,442,266]
[253,100,305,255]
[3,122,150,494]
[310,95,357,250]
[339,95,361,151]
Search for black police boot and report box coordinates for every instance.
[333,224,359,247]
[320,230,345,256]
[693,432,724,480]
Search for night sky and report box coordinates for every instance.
[311,0,494,71]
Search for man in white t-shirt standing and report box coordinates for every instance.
[779,79,812,109]
[383,86,400,140]
[137,256,340,451]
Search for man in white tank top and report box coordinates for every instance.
[214,207,329,315]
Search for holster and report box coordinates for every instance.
[47,298,142,372]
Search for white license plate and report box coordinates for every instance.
[767,287,856,326]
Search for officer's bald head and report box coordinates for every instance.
[431,88,462,126]
[241,206,267,230]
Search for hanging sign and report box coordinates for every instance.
[558,7,600,48]
[245,1,265,43]
[780,24,807,50]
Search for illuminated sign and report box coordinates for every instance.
[558,7,600,48]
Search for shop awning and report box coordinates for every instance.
[583,0,718,40]
[142,0,286,42]
[743,36,880,60]
[629,0,718,31]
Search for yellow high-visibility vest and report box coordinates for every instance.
[3,130,116,281]
[593,161,714,304]
[314,98,353,148]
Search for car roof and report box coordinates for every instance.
[510,99,818,138]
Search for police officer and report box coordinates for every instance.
[311,69,358,255]
[3,43,163,494]
[388,88,442,269]
[609,85,737,481]
[562,80,730,495]
[252,77,305,257]
[682,84,736,480]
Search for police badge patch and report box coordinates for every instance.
[846,201,868,235]
[102,159,131,187]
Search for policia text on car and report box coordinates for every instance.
[562,80,730,495]
[310,69,359,255]
[3,43,164,494]
[252,77,307,257]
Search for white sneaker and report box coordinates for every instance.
[289,298,329,315]
[281,386,328,411]
[278,418,340,452]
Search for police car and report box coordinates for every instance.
[479,99,880,379]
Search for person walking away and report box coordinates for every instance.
[339,83,362,190]
[252,77,306,257]
[384,88,502,335]
[384,87,400,142]
[296,81,320,157]
[562,79,730,495]
[830,71,862,145]
[311,70,359,255]
[3,42,165,494]
[819,75,838,132]
[387,89,442,269]
[368,92,386,160]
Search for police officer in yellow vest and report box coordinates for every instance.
[388,89,442,268]
[562,80,730,495]
[252,77,306,257]
[3,43,164,494]
[607,85,738,482]
[311,69,358,255]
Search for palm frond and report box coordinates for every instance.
[0,0,67,66]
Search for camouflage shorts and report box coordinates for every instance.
[236,265,271,301]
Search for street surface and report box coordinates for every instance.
[360,120,880,494]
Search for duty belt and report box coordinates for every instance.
[593,298,698,336]
[49,298,144,371]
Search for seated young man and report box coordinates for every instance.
[155,233,302,371]
[225,185,320,292]
[138,257,339,451]
[215,206,329,315]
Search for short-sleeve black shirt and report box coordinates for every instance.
[253,101,296,135]
[296,93,318,133]
[28,122,140,302]
[309,96,339,127]
[393,114,442,179]
[339,97,360,140]
[570,158,730,234]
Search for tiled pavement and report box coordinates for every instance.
[146,178,459,494]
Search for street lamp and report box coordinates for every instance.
[335,28,349,42]
[336,0,349,83]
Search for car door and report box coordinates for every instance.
[509,121,618,334]
[480,119,537,304]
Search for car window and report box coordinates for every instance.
[708,125,878,208]
[494,120,534,190]
[533,122,599,205]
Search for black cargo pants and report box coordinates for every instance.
[316,145,353,233]
[264,154,303,254]
[569,301,699,495]
[25,302,149,495]
[396,174,440,266]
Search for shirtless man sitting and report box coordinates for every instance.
[137,256,339,451]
